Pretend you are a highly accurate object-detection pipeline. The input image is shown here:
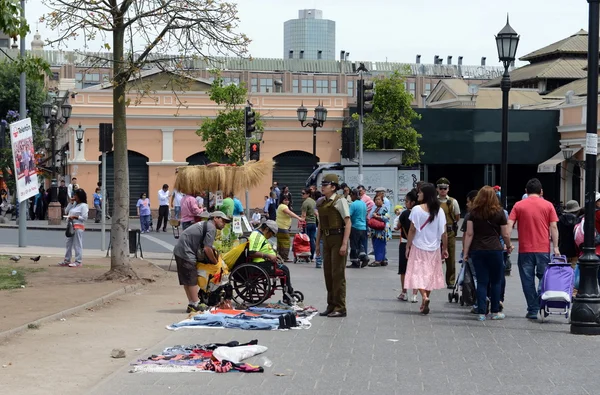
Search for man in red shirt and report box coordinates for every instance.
[507,178,559,320]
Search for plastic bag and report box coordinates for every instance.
[65,219,74,238]
[212,345,268,364]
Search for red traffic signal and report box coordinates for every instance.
[250,142,260,161]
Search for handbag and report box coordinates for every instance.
[368,207,386,231]
[65,219,74,238]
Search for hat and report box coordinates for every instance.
[322,174,339,184]
[564,200,581,213]
[493,185,501,191]
[200,211,210,219]
[264,220,278,234]
[209,211,232,222]
[596,193,600,202]
[436,177,450,186]
[375,187,386,193]
[394,205,403,212]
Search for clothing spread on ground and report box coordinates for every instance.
[166,303,318,331]
[129,339,267,373]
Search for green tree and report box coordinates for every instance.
[197,73,264,165]
[0,61,48,195]
[41,0,249,279]
[362,70,422,165]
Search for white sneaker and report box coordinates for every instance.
[411,295,418,303]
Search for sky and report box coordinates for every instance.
[24,0,590,67]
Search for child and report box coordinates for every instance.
[392,204,403,234]
[251,208,262,228]
[395,190,418,302]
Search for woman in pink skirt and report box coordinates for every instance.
[405,183,448,315]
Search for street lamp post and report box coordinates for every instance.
[495,15,520,209]
[75,123,85,151]
[571,0,600,335]
[297,101,327,169]
[42,100,72,225]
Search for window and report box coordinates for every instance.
[260,78,273,92]
[85,73,100,82]
[102,74,110,84]
[425,83,431,96]
[223,77,240,86]
[250,78,258,93]
[331,80,337,93]
[409,82,416,96]
[75,73,83,89]
[301,79,313,93]
[347,80,354,97]
[316,80,329,94]
[292,79,299,93]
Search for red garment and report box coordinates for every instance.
[595,209,600,235]
[508,196,558,253]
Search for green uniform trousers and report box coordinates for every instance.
[323,233,347,313]
[444,232,456,286]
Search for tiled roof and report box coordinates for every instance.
[545,76,600,98]
[520,30,588,61]
[482,58,588,87]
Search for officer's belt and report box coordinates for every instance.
[322,228,344,236]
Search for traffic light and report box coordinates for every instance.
[99,123,113,152]
[245,105,256,138]
[341,127,356,160]
[361,80,374,115]
[249,142,260,161]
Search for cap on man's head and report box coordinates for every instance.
[322,174,339,184]
[493,185,501,191]
[264,220,278,234]
[375,187,386,193]
[210,211,232,222]
[436,177,450,187]
[596,193,600,202]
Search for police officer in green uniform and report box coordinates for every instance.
[437,177,461,288]
[316,174,351,318]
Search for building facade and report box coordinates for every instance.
[283,9,335,61]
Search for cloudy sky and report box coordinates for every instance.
[25,0,589,67]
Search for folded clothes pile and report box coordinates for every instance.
[167,305,317,331]
[130,339,267,374]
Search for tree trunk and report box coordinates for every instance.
[101,23,137,280]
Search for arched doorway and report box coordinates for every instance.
[186,152,211,166]
[98,151,149,216]
[273,151,319,206]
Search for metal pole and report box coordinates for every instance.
[18,0,26,247]
[313,122,317,168]
[50,122,57,202]
[571,0,600,335]
[101,151,106,251]
[244,137,250,217]
[358,72,364,184]
[500,65,510,209]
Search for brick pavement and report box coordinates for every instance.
[88,242,600,395]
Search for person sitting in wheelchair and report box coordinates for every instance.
[248,220,294,295]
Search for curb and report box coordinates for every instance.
[0,283,144,342]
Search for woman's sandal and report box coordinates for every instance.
[422,299,430,315]
[368,261,381,267]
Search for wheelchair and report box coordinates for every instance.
[227,237,305,307]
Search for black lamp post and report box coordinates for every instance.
[42,100,72,203]
[571,0,600,335]
[495,15,520,209]
[75,123,85,151]
[297,101,327,168]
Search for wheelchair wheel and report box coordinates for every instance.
[229,263,272,307]
[292,291,304,302]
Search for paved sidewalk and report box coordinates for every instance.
[88,245,598,395]
[0,244,171,261]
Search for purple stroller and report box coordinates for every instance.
[539,255,574,322]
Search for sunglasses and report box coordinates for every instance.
[438,187,448,190]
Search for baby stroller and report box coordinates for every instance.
[539,254,574,322]
[292,224,312,264]
[448,253,476,307]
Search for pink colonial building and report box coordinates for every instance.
[66,71,349,215]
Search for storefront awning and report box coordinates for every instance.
[537,148,581,173]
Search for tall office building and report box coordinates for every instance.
[284,9,335,61]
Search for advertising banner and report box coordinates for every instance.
[9,118,39,203]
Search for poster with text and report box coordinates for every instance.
[9,118,39,203]
[397,169,420,208]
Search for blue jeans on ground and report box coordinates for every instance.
[372,236,386,262]
[471,250,504,315]
[517,252,550,316]
[140,215,151,232]
[170,313,279,330]
[306,223,317,259]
